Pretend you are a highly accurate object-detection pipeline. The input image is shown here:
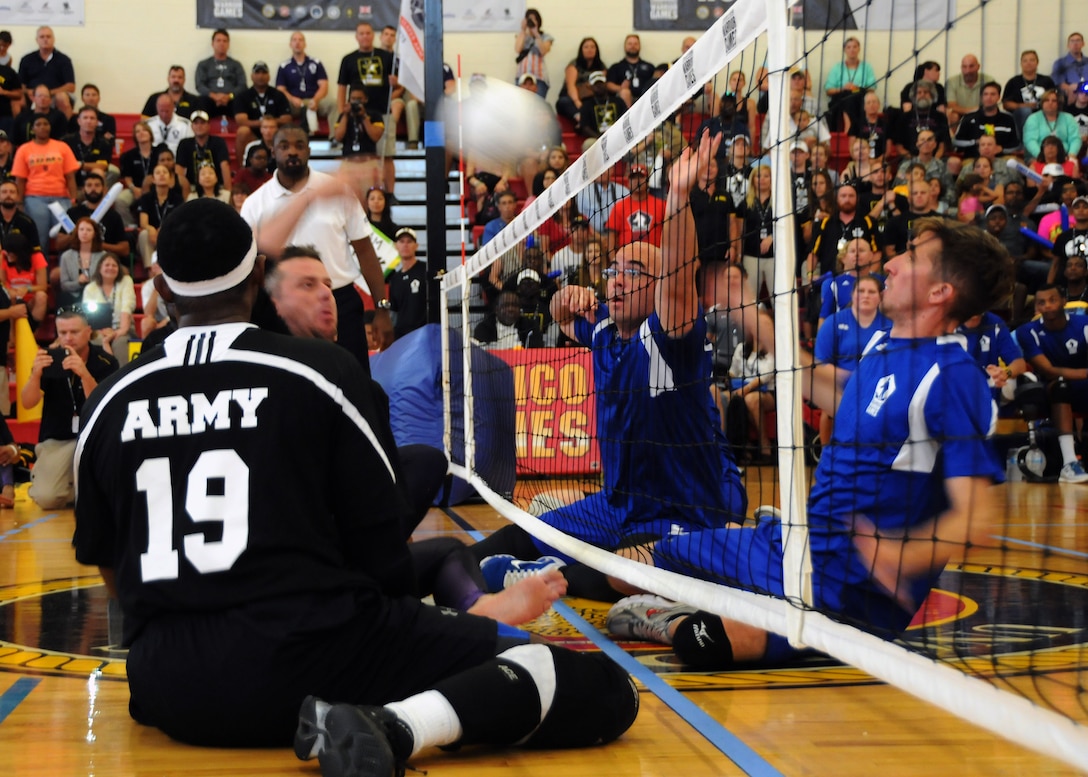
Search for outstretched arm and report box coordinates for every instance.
[657,130,721,339]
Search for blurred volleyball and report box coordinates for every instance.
[444,75,555,165]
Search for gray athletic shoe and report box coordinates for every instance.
[295,695,414,777]
[606,594,698,645]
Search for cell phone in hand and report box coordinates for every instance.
[42,347,70,379]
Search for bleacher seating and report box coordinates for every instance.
[679,111,709,145]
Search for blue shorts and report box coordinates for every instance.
[531,488,746,563]
[653,516,913,663]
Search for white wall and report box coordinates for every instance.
[2,0,1080,117]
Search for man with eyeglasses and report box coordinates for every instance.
[21,306,117,508]
[469,133,759,601]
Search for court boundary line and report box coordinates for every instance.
[443,506,783,777]
[993,535,1088,560]
[0,677,40,726]
[0,513,61,543]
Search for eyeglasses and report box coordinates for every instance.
[601,267,646,280]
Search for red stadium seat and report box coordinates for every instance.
[679,111,709,145]
[561,131,582,158]
[507,177,529,201]
[829,132,852,171]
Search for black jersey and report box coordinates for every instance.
[73,323,415,643]
[175,136,231,185]
[337,49,394,114]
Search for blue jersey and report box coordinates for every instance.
[819,273,857,320]
[809,333,1002,621]
[1015,316,1088,369]
[957,311,1022,370]
[572,307,740,528]
[276,56,328,100]
[814,308,891,370]
[655,332,1001,656]
[810,332,1002,537]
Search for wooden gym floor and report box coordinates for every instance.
[0,468,1085,777]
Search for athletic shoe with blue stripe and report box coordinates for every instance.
[479,554,566,591]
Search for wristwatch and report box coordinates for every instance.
[375,299,392,310]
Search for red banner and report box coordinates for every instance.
[492,348,601,476]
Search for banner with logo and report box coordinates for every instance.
[635,0,954,31]
[6,0,84,26]
[196,0,399,30]
[491,349,601,476]
[442,0,525,32]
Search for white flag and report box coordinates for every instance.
[397,0,426,101]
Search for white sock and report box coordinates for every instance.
[385,690,462,757]
[1059,434,1077,466]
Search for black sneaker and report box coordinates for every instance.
[295,695,415,777]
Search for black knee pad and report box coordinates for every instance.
[521,646,639,749]
[671,612,735,671]
[431,657,542,747]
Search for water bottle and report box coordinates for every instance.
[221,115,229,134]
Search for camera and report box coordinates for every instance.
[350,99,364,114]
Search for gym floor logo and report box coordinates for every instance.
[1,565,1086,687]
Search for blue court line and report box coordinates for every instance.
[443,507,783,777]
[0,512,61,543]
[552,601,782,777]
[0,678,41,725]
[993,535,1088,559]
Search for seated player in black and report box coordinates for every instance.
[72,199,639,770]
[263,244,564,626]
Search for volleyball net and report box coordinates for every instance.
[438,0,1088,770]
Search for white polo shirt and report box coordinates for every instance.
[146,115,194,155]
[241,169,373,290]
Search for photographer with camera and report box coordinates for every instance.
[21,307,117,508]
[514,8,553,98]
[334,82,385,184]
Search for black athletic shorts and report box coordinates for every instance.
[126,589,501,747]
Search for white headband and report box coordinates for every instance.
[160,239,258,297]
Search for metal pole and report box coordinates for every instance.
[423,0,446,324]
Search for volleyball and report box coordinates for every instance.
[445,75,555,165]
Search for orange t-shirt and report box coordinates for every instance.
[11,139,80,198]
[2,252,48,297]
